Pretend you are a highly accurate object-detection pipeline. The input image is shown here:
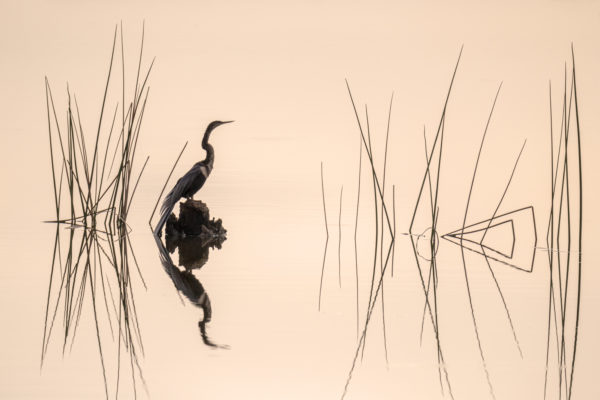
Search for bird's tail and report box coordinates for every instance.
[154,209,170,236]
[154,192,176,236]
[154,176,185,236]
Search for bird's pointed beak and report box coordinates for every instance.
[222,120,234,124]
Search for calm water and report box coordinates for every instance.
[2,2,600,399]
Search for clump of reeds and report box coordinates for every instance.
[324,81,397,399]
[543,46,583,400]
[319,50,463,400]
[328,47,585,400]
[44,24,152,232]
[42,24,152,399]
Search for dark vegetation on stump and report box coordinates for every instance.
[165,199,227,238]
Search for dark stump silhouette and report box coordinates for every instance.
[166,199,227,238]
[165,199,226,271]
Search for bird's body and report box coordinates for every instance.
[181,162,212,198]
[154,120,232,236]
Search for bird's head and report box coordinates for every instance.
[206,120,234,134]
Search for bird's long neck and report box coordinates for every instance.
[202,129,215,168]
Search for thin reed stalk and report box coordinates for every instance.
[318,162,329,311]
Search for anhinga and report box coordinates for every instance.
[154,120,233,236]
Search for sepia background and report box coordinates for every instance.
[1,1,599,399]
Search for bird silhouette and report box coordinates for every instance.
[154,120,233,236]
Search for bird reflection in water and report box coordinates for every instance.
[154,234,229,349]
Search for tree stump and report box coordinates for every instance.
[165,199,226,270]
[165,199,227,239]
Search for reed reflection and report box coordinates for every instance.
[42,224,147,398]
